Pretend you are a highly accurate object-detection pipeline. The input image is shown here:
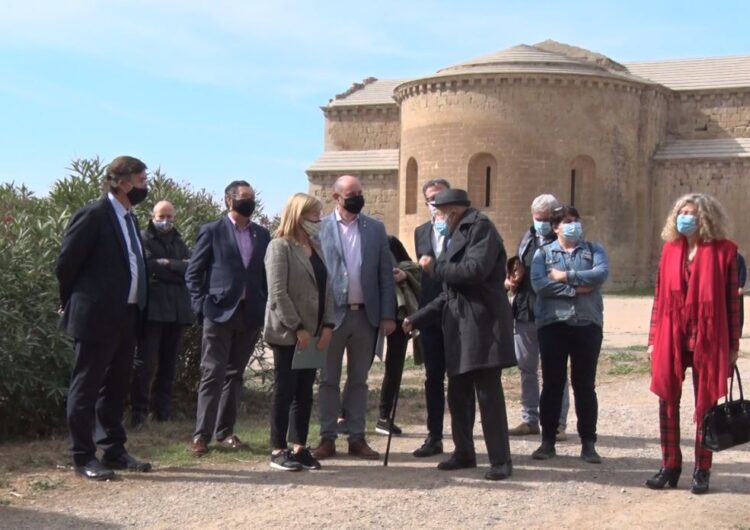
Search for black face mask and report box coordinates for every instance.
[342,194,365,215]
[232,198,256,218]
[127,186,148,206]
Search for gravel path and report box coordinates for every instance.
[3,298,750,529]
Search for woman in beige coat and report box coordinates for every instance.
[264,193,334,471]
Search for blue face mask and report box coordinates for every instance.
[561,221,583,242]
[676,214,698,236]
[434,219,450,237]
[533,220,551,237]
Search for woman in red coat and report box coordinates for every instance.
[646,193,740,495]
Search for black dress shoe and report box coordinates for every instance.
[102,453,152,472]
[413,438,443,458]
[485,461,513,481]
[691,469,710,495]
[645,467,681,489]
[437,453,477,471]
[531,440,556,460]
[74,459,115,481]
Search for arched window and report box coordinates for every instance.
[467,153,498,209]
[404,157,418,215]
[569,155,596,215]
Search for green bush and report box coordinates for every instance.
[0,158,277,438]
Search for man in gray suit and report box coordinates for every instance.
[313,175,396,460]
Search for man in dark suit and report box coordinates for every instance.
[56,155,153,480]
[411,178,453,458]
[130,200,194,428]
[405,188,516,481]
[186,180,270,455]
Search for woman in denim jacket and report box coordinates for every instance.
[530,206,609,464]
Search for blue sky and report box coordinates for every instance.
[1,0,748,215]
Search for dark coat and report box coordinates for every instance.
[511,226,555,322]
[141,221,194,325]
[185,216,270,329]
[56,197,147,342]
[409,208,516,377]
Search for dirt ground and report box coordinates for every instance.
[2,297,750,529]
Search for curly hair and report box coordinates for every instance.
[660,193,730,242]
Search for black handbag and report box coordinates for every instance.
[701,367,750,452]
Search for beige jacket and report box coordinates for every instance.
[263,237,335,346]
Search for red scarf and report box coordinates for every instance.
[650,238,736,422]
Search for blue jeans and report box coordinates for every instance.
[514,320,569,427]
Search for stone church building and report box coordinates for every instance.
[306,41,750,288]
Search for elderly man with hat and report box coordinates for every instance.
[404,188,516,481]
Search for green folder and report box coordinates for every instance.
[292,338,327,370]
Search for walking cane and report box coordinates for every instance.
[383,371,402,467]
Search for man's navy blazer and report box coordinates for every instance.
[185,216,270,329]
[56,197,147,343]
[414,220,443,309]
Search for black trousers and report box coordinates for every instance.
[67,305,138,467]
[447,367,510,466]
[538,322,603,442]
[378,325,410,419]
[269,344,317,449]
[131,321,184,421]
[419,324,447,440]
[194,303,261,441]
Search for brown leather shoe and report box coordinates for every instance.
[508,422,540,436]
[217,434,245,450]
[190,436,209,456]
[312,439,336,460]
[348,439,380,460]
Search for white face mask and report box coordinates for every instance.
[302,220,321,238]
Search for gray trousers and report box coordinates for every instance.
[319,308,377,442]
[514,320,569,427]
[194,305,261,441]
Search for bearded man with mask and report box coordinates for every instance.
[312,175,396,461]
[403,188,516,481]
[56,155,152,480]
[186,180,270,455]
[130,200,194,428]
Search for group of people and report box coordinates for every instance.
[56,155,742,494]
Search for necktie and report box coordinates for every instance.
[125,213,148,310]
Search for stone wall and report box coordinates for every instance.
[324,106,401,151]
[668,90,750,139]
[307,170,400,236]
[652,159,750,264]
[396,74,668,288]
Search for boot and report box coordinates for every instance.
[645,467,681,489]
[580,440,602,464]
[531,439,556,460]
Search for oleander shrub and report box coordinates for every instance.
[0,158,276,437]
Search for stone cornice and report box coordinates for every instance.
[394,73,670,103]
[306,170,398,181]
[670,87,750,102]
[322,104,399,117]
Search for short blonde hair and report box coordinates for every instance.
[275,192,323,240]
[661,193,730,242]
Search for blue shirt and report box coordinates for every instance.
[530,239,609,329]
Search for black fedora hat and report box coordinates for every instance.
[431,188,471,207]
